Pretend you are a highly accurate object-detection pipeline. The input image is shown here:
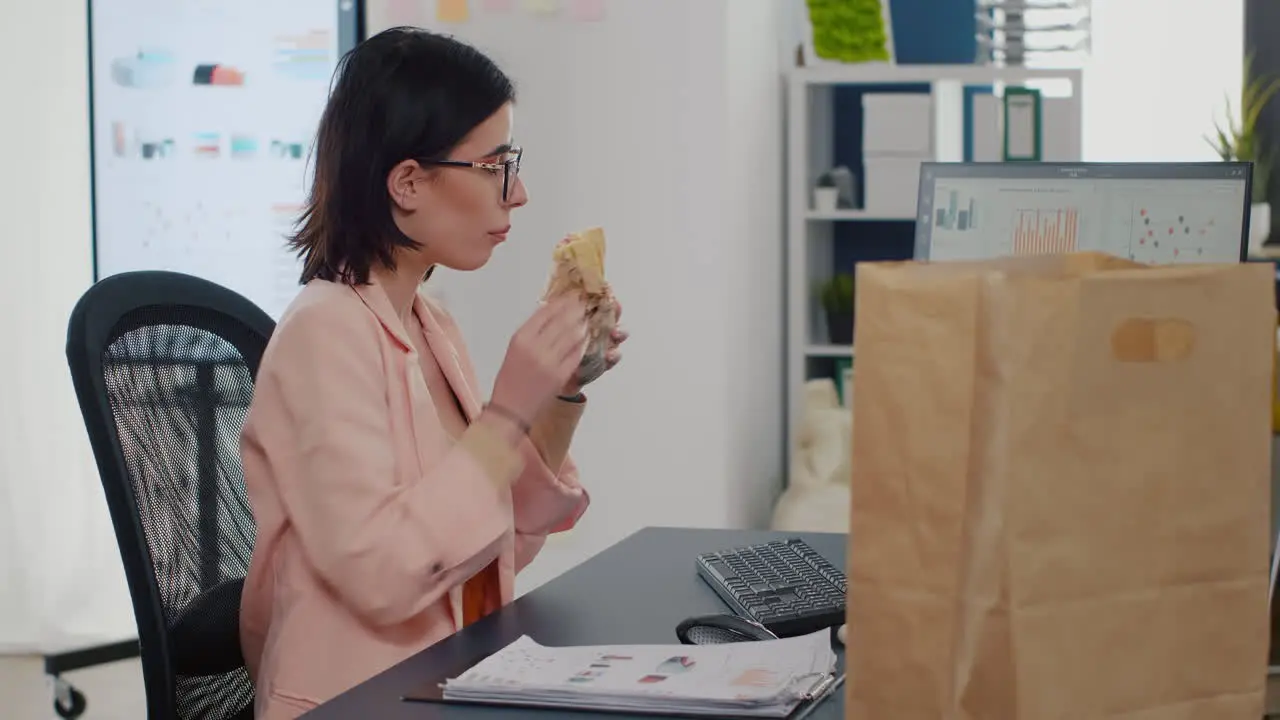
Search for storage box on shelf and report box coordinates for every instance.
[783,63,1084,468]
[862,92,932,217]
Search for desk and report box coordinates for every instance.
[302,527,847,719]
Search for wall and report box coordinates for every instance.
[724,0,787,529]
[365,0,786,593]
[0,0,135,652]
[1083,0,1243,163]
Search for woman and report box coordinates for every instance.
[237,27,625,719]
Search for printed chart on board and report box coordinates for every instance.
[89,0,360,319]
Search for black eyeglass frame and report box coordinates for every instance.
[419,146,523,201]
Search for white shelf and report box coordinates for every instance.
[783,62,1085,476]
[789,64,1084,86]
[806,209,915,221]
[805,344,854,357]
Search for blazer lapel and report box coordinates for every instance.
[350,281,414,352]
[351,278,481,424]
[413,294,482,423]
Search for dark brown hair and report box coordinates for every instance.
[289,27,516,285]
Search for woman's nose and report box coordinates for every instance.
[506,174,529,208]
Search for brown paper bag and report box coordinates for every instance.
[845,252,1276,719]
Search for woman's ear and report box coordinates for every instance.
[387,159,424,211]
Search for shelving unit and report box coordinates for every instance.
[783,63,1084,466]
[806,209,914,221]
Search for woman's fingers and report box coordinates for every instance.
[542,297,585,338]
[530,295,577,335]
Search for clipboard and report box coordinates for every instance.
[401,670,845,718]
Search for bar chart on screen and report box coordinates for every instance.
[1011,207,1079,255]
[934,188,980,232]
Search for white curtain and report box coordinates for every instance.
[0,0,135,654]
[1081,0,1243,162]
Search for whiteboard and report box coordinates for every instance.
[89,0,362,319]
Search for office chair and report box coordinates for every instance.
[66,271,275,720]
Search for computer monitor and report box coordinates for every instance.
[913,162,1253,264]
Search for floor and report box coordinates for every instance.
[0,654,144,720]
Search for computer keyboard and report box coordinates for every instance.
[695,537,847,638]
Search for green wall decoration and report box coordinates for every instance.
[806,0,892,64]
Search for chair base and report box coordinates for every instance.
[42,639,141,719]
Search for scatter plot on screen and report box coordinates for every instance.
[1129,203,1217,263]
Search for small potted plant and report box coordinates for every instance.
[818,272,855,345]
[1207,54,1280,253]
[813,171,839,212]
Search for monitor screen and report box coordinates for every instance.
[89,0,363,319]
[913,163,1252,265]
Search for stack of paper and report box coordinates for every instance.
[440,629,837,717]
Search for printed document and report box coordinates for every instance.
[440,629,837,717]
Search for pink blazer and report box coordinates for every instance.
[238,277,590,719]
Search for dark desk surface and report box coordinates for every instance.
[303,526,847,719]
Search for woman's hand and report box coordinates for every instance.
[489,296,589,432]
[562,298,628,396]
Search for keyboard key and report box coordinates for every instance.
[704,559,738,584]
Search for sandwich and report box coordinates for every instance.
[544,226,618,384]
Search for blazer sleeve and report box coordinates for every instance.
[428,300,590,539]
[261,297,519,628]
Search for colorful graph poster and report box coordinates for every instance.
[88,0,360,320]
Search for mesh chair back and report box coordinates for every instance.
[66,271,275,720]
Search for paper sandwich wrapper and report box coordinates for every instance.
[544,227,617,383]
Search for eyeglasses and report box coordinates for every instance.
[421,146,523,202]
